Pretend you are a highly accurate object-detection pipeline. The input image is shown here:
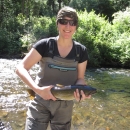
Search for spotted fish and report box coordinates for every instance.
[27,84,97,100]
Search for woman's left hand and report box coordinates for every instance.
[74,89,91,102]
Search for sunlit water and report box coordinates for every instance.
[0,59,130,130]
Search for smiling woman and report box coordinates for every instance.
[57,17,76,39]
[56,6,78,27]
[56,7,78,40]
[15,6,89,130]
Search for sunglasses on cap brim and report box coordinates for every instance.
[58,19,77,26]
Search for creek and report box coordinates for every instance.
[0,59,130,130]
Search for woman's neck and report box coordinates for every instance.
[56,36,73,58]
[56,36,73,47]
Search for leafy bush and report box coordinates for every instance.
[0,28,22,56]
[33,16,52,39]
[18,15,58,51]
[112,7,130,33]
[48,17,58,37]
[109,7,130,67]
[0,29,10,54]
[74,10,110,67]
[2,6,130,68]
[73,8,130,67]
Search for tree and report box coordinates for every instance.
[69,0,130,21]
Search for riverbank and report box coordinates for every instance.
[1,54,130,69]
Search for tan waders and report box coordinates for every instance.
[25,95,74,130]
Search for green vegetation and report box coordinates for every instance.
[74,8,130,67]
[0,0,130,68]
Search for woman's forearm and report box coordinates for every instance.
[15,65,38,91]
[76,78,86,85]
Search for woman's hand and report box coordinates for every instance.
[35,85,57,101]
[74,89,91,102]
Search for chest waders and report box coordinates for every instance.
[25,39,80,130]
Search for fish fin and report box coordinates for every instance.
[27,89,35,100]
[56,84,64,88]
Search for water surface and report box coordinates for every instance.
[0,59,130,130]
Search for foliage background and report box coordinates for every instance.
[0,0,130,68]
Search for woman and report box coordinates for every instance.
[16,6,90,130]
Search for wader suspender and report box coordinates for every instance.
[48,39,55,58]
[74,41,80,62]
[48,38,80,62]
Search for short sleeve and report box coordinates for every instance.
[33,39,48,57]
[77,44,88,63]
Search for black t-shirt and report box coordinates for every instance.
[33,37,88,63]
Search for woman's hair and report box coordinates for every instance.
[56,6,78,28]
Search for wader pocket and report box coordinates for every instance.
[48,64,76,72]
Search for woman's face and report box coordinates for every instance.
[57,17,77,39]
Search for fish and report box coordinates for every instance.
[27,84,97,100]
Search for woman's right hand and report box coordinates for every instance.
[35,85,57,101]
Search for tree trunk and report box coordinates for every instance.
[58,0,62,10]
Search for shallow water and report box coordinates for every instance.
[0,59,130,130]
